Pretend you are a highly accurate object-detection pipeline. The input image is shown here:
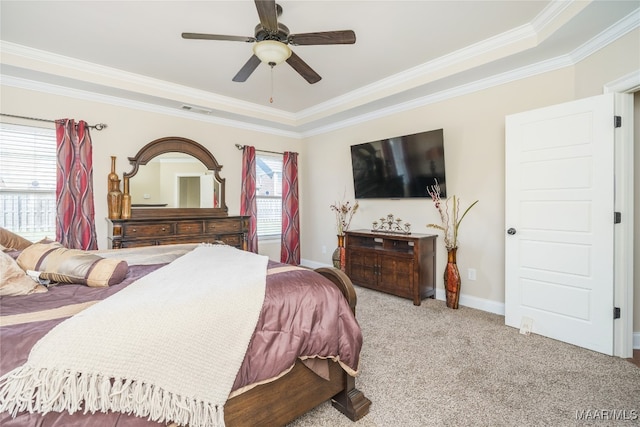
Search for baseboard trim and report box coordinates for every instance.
[633,333,640,350]
[435,289,506,316]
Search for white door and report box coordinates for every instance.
[505,93,615,355]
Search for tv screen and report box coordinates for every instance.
[350,129,446,199]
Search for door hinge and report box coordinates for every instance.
[614,116,622,128]
[614,212,621,224]
[614,307,621,319]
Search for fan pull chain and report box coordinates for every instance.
[269,64,275,104]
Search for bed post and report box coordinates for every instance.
[331,373,372,421]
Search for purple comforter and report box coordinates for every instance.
[0,258,362,426]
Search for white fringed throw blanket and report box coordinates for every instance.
[0,244,268,427]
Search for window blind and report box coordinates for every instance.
[0,123,57,241]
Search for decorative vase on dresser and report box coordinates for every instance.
[121,176,131,220]
[107,178,122,220]
[444,248,461,309]
[107,156,122,219]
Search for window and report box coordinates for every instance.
[255,153,282,238]
[0,123,57,242]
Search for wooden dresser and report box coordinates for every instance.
[345,230,437,305]
[107,211,249,250]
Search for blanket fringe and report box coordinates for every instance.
[0,365,225,427]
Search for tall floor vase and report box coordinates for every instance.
[444,248,461,309]
[332,234,346,271]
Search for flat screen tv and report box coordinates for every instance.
[350,128,446,199]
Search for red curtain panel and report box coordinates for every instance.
[55,119,98,250]
[281,151,300,265]
[240,145,258,253]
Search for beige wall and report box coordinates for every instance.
[0,27,637,330]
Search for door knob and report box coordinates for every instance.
[507,228,516,235]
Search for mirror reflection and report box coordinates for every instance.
[130,153,222,208]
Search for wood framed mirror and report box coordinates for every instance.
[123,136,228,219]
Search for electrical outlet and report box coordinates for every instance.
[322,245,326,254]
[519,317,533,335]
[468,268,476,281]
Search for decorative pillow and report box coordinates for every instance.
[0,227,33,252]
[0,251,48,296]
[16,242,129,287]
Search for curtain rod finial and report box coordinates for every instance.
[235,143,245,150]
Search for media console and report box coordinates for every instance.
[345,230,437,305]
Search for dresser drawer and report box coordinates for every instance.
[204,219,242,233]
[176,221,204,235]
[122,223,173,238]
[216,234,243,247]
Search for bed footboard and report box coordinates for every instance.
[314,267,358,315]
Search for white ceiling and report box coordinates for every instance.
[1,1,638,136]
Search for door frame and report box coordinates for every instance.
[605,70,638,358]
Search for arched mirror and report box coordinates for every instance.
[124,137,228,218]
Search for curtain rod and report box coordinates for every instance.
[0,113,107,131]
[235,143,283,155]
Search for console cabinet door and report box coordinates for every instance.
[378,254,414,297]
[346,248,377,286]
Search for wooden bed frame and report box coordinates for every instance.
[224,267,371,426]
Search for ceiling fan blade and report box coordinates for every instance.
[286,51,321,84]
[254,0,278,33]
[182,33,255,43]
[288,30,356,46]
[233,55,262,82]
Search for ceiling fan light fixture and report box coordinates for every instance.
[253,40,291,66]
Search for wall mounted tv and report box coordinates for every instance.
[350,128,446,199]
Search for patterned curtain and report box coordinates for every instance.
[240,145,258,253]
[55,119,98,250]
[280,151,300,265]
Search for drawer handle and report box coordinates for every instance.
[132,228,137,232]
[161,227,166,231]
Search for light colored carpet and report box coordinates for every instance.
[288,286,640,426]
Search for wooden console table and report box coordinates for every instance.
[345,230,437,305]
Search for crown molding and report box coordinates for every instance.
[570,6,640,63]
[301,54,574,137]
[0,41,297,125]
[0,74,302,139]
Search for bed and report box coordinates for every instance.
[0,239,371,427]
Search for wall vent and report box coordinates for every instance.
[180,104,212,115]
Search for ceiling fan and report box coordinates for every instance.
[182,0,356,84]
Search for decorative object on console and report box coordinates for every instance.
[330,197,359,270]
[371,213,411,234]
[426,180,478,309]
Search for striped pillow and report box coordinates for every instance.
[16,242,128,287]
